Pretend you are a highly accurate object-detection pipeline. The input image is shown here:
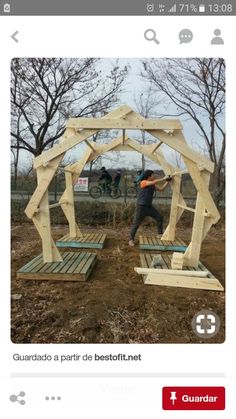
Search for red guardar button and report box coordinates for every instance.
[162,387,225,410]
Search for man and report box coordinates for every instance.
[129,170,172,246]
[113,170,121,192]
[99,166,112,193]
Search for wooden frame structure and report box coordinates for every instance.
[25,105,220,278]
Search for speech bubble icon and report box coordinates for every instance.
[179,29,193,44]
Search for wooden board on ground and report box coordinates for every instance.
[138,253,224,291]
[17,251,97,282]
[56,233,106,249]
[139,236,187,252]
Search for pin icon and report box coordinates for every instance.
[170,391,177,405]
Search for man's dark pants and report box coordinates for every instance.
[130,204,163,240]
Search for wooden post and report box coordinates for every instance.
[164,174,181,241]
[32,166,62,263]
[64,171,80,238]
[183,171,210,267]
[59,147,93,237]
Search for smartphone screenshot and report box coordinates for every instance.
[0,0,235,417]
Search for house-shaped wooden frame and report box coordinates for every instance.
[23,105,222,288]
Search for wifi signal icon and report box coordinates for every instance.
[168,4,177,13]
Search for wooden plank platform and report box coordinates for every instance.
[139,236,187,252]
[17,252,97,282]
[136,253,224,291]
[56,233,106,249]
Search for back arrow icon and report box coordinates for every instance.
[11,31,19,43]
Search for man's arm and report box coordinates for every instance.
[155,181,169,192]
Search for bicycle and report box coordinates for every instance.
[89,181,121,199]
[126,183,139,198]
[125,183,158,198]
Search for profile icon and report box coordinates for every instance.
[211,29,224,45]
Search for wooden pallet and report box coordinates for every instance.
[56,233,106,249]
[17,252,97,282]
[139,236,187,252]
[136,253,224,291]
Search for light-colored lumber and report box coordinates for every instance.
[32,166,62,262]
[150,129,214,173]
[151,141,163,153]
[67,117,183,131]
[166,174,181,241]
[59,146,93,237]
[85,139,96,151]
[25,104,220,271]
[143,273,224,291]
[125,110,213,173]
[33,105,133,169]
[171,252,184,270]
[25,155,63,219]
[177,204,196,213]
[184,171,210,267]
[183,158,219,222]
[49,200,68,209]
[134,267,208,278]
[64,171,79,237]
[87,135,126,162]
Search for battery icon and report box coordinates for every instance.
[199,4,205,12]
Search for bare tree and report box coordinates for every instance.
[134,85,161,170]
[141,58,225,205]
[11,58,129,162]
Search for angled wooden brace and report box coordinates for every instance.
[59,146,94,237]
[33,105,134,169]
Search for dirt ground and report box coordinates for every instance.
[11,223,225,344]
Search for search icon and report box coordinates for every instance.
[144,29,160,45]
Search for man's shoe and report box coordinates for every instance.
[129,240,135,247]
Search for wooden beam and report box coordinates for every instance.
[166,174,182,241]
[67,117,183,130]
[151,141,163,153]
[149,130,214,173]
[25,155,63,219]
[143,273,223,291]
[33,105,133,169]
[64,171,80,237]
[172,169,189,176]
[184,172,210,267]
[86,135,128,162]
[65,146,94,177]
[59,147,93,237]
[111,144,134,152]
[183,158,220,223]
[32,166,62,262]
[122,109,214,172]
[134,267,208,277]
[177,204,196,213]
[49,200,68,209]
[85,139,96,151]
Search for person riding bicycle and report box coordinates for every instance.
[99,167,112,193]
[113,170,121,192]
